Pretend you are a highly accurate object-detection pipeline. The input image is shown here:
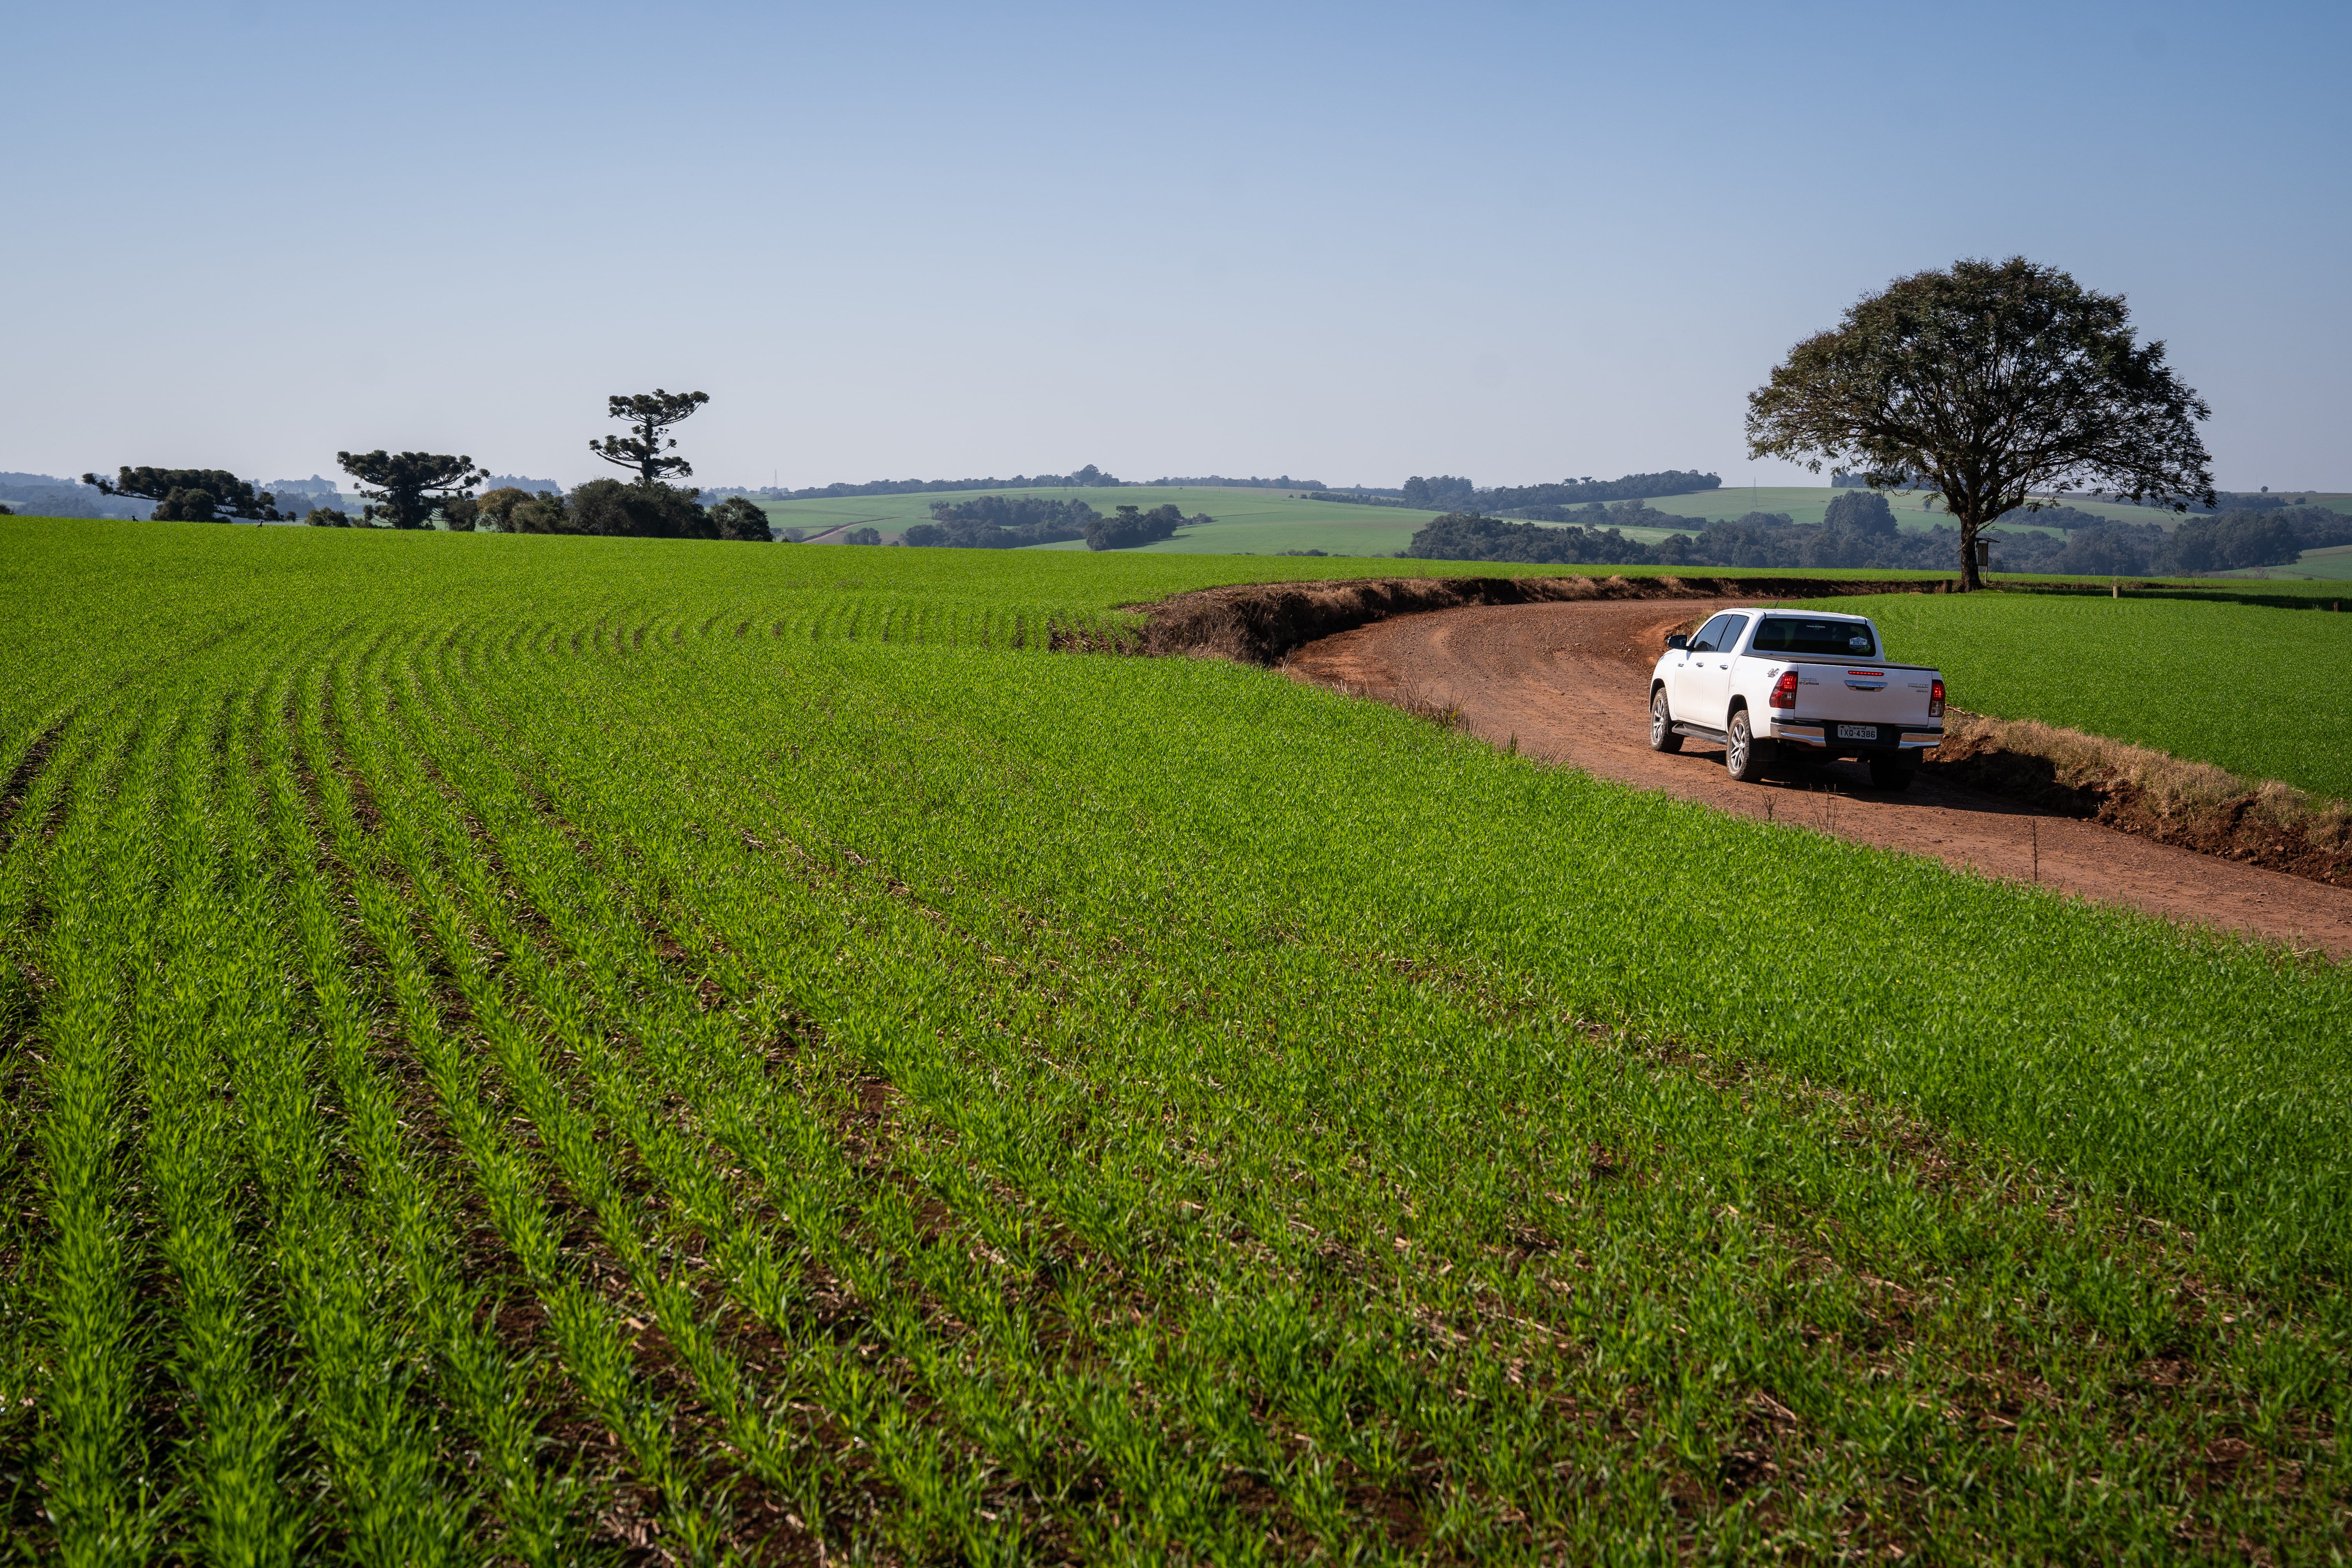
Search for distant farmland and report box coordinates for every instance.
[769,483,2321,556]
[762,485,1452,556]
[763,484,1941,556]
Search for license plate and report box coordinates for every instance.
[1836,723,1878,740]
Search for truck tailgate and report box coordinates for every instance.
[1782,659,1940,732]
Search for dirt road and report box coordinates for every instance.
[1289,597,2352,959]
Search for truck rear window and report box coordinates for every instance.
[1751,617,1877,658]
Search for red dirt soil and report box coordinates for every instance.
[1286,597,2352,960]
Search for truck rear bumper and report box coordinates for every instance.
[1769,719,1942,751]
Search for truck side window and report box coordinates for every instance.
[1688,615,1731,654]
[1716,614,1749,652]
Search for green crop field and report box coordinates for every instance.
[2218,542,2352,583]
[1805,589,2352,799]
[762,486,1451,557]
[4,518,2349,1562]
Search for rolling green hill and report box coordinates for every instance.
[2215,541,2352,582]
[771,483,2352,559]
[1635,484,1935,530]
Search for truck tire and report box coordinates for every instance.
[1724,709,1771,783]
[1868,755,1916,792]
[1648,687,1682,753]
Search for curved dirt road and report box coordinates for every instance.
[1289,598,2352,959]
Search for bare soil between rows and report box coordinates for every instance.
[1133,578,2352,959]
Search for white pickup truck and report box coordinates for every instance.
[1646,607,1945,789]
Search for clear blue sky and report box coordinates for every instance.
[5,1,2346,492]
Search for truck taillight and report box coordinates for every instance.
[1929,678,1945,718]
[1769,670,1799,709]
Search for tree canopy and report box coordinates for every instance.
[475,486,570,534]
[566,479,718,539]
[83,467,286,521]
[708,496,775,542]
[1746,256,2213,589]
[1822,489,1898,537]
[336,450,488,530]
[591,389,709,487]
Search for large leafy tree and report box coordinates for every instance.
[1746,257,2213,590]
[83,466,286,521]
[590,389,709,486]
[336,450,488,530]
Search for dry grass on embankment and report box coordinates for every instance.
[1928,710,2352,888]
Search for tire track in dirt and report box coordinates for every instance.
[1289,597,2352,960]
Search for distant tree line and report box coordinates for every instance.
[1310,470,1723,514]
[762,465,1124,502]
[895,495,1211,551]
[904,495,1101,548]
[1143,474,1325,490]
[1989,506,2352,576]
[2072,488,2327,515]
[1485,470,1723,511]
[1085,503,1204,552]
[1402,495,2352,576]
[1401,493,1965,570]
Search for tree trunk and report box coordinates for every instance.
[1951,490,1986,591]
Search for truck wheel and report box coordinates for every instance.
[1868,756,1916,792]
[1648,688,1682,753]
[1724,710,1771,783]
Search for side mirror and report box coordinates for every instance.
[1665,634,1689,650]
